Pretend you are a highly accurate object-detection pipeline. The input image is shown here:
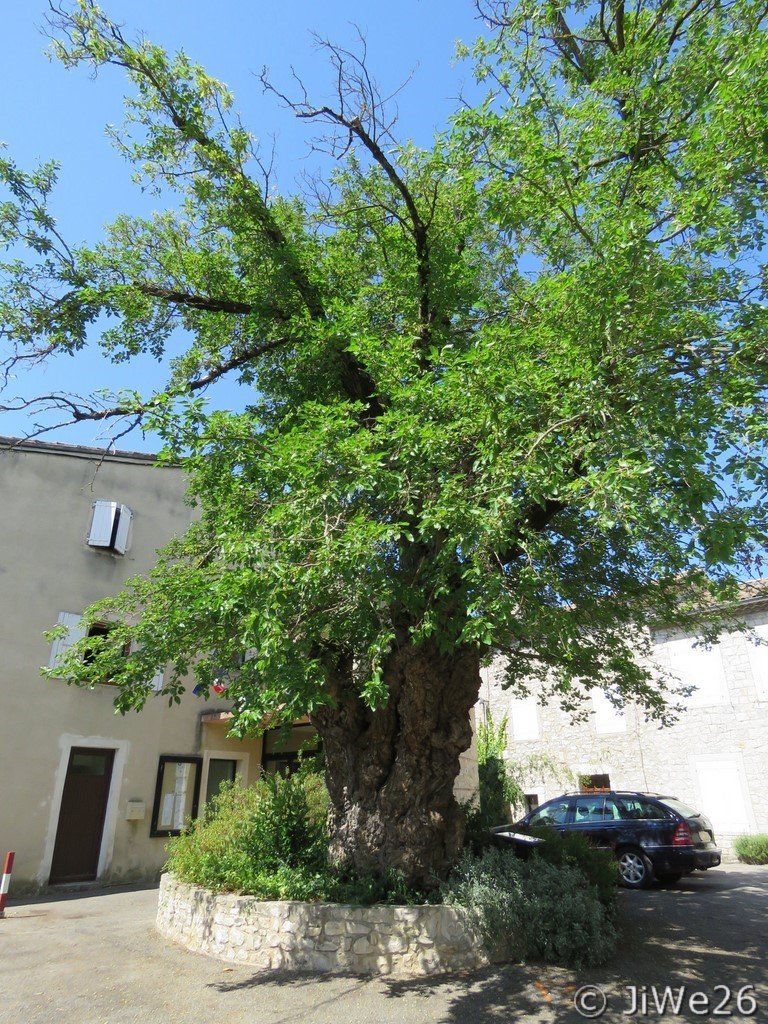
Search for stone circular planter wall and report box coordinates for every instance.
[156,873,488,976]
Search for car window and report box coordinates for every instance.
[529,798,572,826]
[574,796,606,821]
[616,797,673,820]
[658,797,699,818]
[604,798,622,820]
[573,797,622,821]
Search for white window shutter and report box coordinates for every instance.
[48,611,86,674]
[113,504,133,555]
[591,688,626,734]
[150,667,165,691]
[510,695,540,741]
[88,501,118,547]
[668,637,728,707]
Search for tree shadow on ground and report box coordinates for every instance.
[207,867,768,1023]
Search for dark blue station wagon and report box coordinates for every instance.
[504,790,722,888]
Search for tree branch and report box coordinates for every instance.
[134,283,255,316]
[43,2,384,422]
[260,40,435,350]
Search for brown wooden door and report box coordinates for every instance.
[49,748,115,884]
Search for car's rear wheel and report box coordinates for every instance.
[617,848,654,888]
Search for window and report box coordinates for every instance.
[573,796,621,821]
[510,695,539,741]
[204,758,239,804]
[590,689,626,734]
[616,797,672,821]
[579,773,611,792]
[48,611,164,690]
[261,723,321,775]
[529,798,572,826]
[83,622,131,676]
[574,796,607,821]
[744,626,768,701]
[150,756,202,837]
[87,500,133,555]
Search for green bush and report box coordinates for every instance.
[526,826,619,912]
[733,834,768,865]
[164,765,428,904]
[165,764,330,898]
[441,847,618,968]
[324,868,429,906]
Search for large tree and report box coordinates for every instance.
[2,0,768,886]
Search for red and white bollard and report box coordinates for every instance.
[0,852,14,918]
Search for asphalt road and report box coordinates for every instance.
[1,863,766,1024]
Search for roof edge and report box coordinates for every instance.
[0,434,164,465]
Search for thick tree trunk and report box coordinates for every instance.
[309,640,481,889]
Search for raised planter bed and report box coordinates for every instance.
[156,873,488,976]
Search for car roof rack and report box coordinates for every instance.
[561,790,666,798]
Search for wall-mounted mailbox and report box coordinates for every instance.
[125,800,146,821]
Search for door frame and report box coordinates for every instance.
[39,735,128,886]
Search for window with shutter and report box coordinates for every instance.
[48,611,86,675]
[49,612,163,690]
[87,501,133,554]
[666,636,728,707]
[591,688,626,733]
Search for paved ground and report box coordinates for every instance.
[1,863,766,1023]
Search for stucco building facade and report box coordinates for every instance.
[0,438,292,890]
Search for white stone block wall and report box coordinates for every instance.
[479,606,768,854]
[156,874,488,976]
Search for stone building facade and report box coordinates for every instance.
[480,597,768,852]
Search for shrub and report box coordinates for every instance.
[733,834,768,865]
[164,764,429,904]
[441,847,617,968]
[526,826,619,913]
[324,868,429,906]
[165,763,330,898]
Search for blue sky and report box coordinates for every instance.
[1,1,485,451]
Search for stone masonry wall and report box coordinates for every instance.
[481,605,768,855]
[156,874,488,976]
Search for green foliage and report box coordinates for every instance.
[323,868,429,907]
[165,766,428,903]
[733,834,768,865]
[473,713,523,829]
[6,0,768,880]
[165,767,330,898]
[466,713,575,843]
[526,827,619,913]
[441,847,617,968]
[14,0,768,726]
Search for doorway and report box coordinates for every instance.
[49,747,115,884]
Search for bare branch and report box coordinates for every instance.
[261,41,435,347]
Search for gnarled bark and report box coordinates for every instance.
[310,641,481,889]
